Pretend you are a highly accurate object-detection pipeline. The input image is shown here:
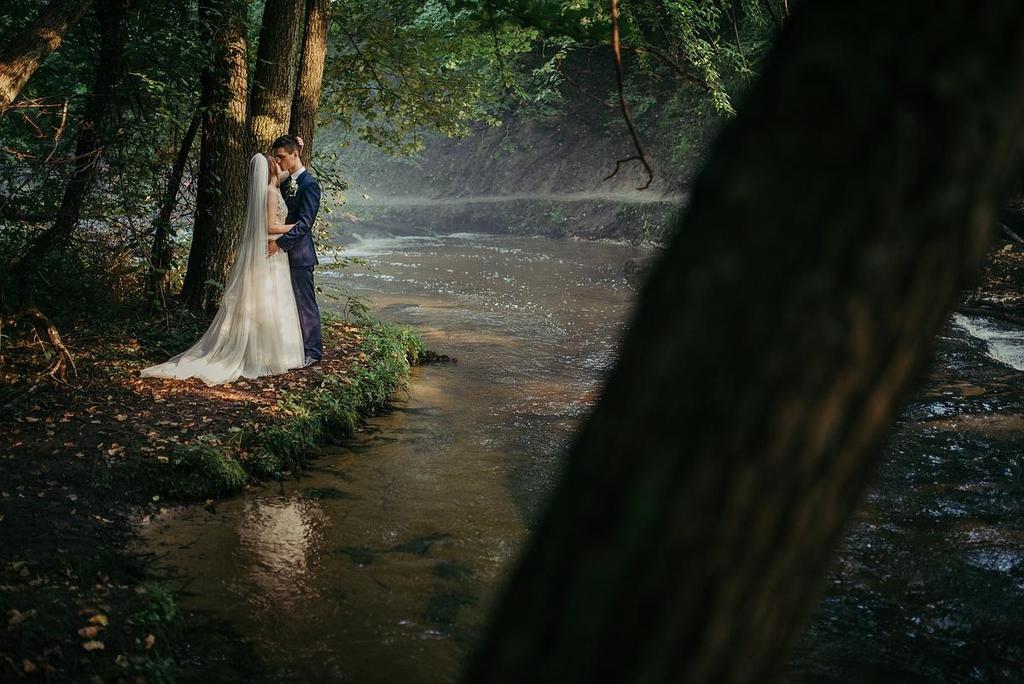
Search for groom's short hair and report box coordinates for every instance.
[271,134,299,153]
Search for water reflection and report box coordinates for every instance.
[236,497,325,608]
[145,233,651,682]
[144,233,1024,682]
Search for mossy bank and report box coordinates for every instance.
[0,307,432,682]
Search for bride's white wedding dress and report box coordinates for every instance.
[141,154,304,386]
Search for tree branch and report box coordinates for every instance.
[606,0,653,191]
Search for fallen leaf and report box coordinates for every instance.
[144,633,156,649]
[7,608,36,625]
[82,640,105,651]
[22,659,36,673]
[78,625,102,638]
[88,614,108,627]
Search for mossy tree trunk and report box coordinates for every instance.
[463,2,1024,683]
[180,0,249,314]
[249,0,304,155]
[289,0,330,167]
[0,0,94,109]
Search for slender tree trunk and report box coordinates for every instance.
[180,0,249,314]
[0,0,94,109]
[13,0,129,307]
[148,112,200,303]
[249,0,303,154]
[289,0,329,166]
[464,3,1024,683]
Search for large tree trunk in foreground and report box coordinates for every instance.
[13,0,129,306]
[289,0,330,167]
[464,3,1024,683]
[180,0,249,314]
[0,0,93,109]
[249,0,303,154]
[148,112,200,304]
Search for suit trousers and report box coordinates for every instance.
[290,265,322,361]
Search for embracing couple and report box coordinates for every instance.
[141,135,323,386]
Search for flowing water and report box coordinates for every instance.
[142,234,1024,682]
[143,232,652,682]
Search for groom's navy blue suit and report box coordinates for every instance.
[277,168,322,362]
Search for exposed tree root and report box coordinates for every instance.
[5,306,78,385]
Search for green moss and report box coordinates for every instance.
[149,444,248,500]
[147,316,425,500]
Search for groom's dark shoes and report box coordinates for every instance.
[302,356,320,368]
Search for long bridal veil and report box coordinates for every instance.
[141,153,304,385]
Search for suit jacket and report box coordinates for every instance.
[277,170,321,267]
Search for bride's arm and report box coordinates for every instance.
[267,189,295,237]
[269,221,296,236]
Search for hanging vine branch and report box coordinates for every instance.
[605,0,654,190]
[620,43,711,91]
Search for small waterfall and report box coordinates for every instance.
[952,312,1024,370]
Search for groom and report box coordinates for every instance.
[269,134,322,367]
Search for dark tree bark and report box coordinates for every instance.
[464,3,1024,683]
[0,0,94,109]
[12,0,130,306]
[289,0,330,166]
[250,0,303,154]
[148,112,200,303]
[180,0,249,314]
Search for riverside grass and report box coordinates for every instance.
[143,314,426,500]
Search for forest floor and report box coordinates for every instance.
[0,303,428,682]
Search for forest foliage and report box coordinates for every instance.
[0,0,782,360]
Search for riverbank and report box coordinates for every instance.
[340,195,682,245]
[0,304,427,681]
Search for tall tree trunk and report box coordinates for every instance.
[12,0,129,307]
[249,0,303,154]
[148,112,200,304]
[180,0,249,314]
[463,3,1024,683]
[0,0,94,109]
[289,0,329,166]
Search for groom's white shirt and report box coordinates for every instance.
[290,165,306,182]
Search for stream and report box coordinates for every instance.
[143,233,1024,682]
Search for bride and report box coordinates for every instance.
[141,153,305,385]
